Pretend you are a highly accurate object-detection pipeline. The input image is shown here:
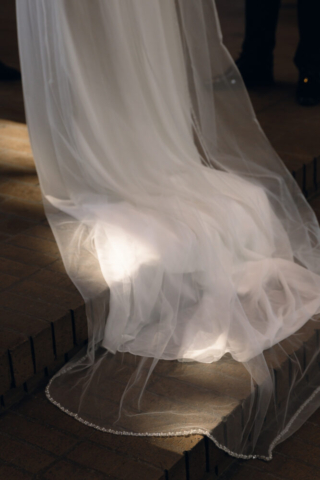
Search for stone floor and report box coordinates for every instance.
[3,381,320,480]
[220,408,320,480]
[2,0,320,479]
[0,116,87,393]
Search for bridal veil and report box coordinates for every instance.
[16,0,320,459]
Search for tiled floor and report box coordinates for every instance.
[3,376,320,479]
[0,117,87,400]
[0,382,231,480]
[220,408,320,480]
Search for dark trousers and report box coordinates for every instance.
[242,0,320,72]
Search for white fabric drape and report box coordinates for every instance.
[16,0,320,459]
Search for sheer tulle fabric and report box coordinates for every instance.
[16,0,320,458]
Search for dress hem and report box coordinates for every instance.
[44,352,320,462]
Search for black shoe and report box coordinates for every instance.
[235,56,274,88]
[0,61,21,81]
[296,71,320,106]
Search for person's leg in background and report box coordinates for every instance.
[236,0,281,87]
[0,60,21,81]
[295,0,320,105]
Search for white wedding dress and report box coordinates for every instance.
[16,0,320,459]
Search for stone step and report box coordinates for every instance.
[1,315,320,480]
[1,119,320,480]
[1,119,319,404]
